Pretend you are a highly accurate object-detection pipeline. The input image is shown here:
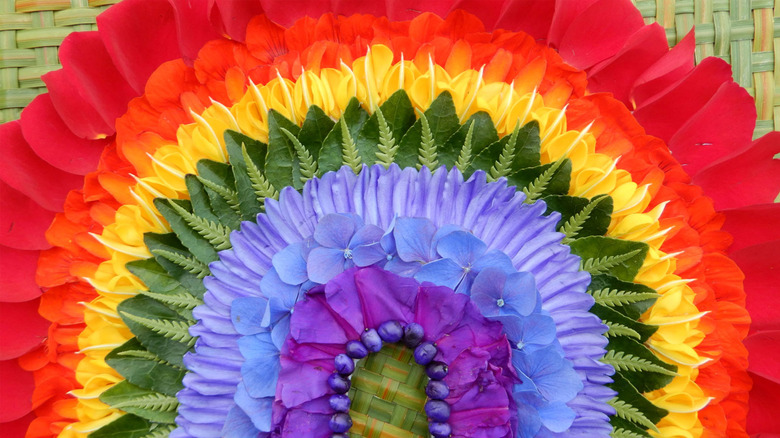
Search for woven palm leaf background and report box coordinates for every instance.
[1,0,777,138]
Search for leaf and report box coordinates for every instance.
[319,98,369,174]
[298,105,335,160]
[196,160,242,229]
[100,381,178,424]
[120,311,194,345]
[184,175,220,223]
[151,248,210,279]
[569,236,649,282]
[153,199,218,264]
[105,338,186,396]
[588,274,658,319]
[604,321,642,340]
[608,397,659,432]
[590,288,659,310]
[439,111,498,171]
[355,90,415,165]
[508,159,572,200]
[158,199,232,251]
[117,295,193,367]
[544,194,613,242]
[603,337,677,393]
[590,303,657,343]
[141,233,206,296]
[397,91,460,169]
[611,426,651,438]
[265,109,303,189]
[89,414,153,438]
[454,120,476,170]
[375,106,400,166]
[415,112,438,170]
[224,130,271,215]
[280,127,317,182]
[482,120,542,180]
[609,373,668,425]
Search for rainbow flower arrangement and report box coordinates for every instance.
[0,1,778,437]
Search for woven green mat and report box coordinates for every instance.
[0,0,777,137]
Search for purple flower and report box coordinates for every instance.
[307,213,385,283]
[470,268,538,318]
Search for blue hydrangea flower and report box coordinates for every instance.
[307,213,385,283]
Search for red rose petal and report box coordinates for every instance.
[666,81,756,175]
[0,181,54,250]
[0,247,41,302]
[209,0,267,41]
[631,30,695,106]
[746,373,780,435]
[58,32,138,127]
[743,331,780,382]
[722,204,780,253]
[692,132,780,210]
[20,94,106,175]
[730,241,780,332]
[554,0,645,69]
[169,0,221,63]
[586,24,668,106]
[0,300,48,360]
[385,0,453,22]
[494,0,555,40]
[0,359,34,422]
[0,122,83,212]
[97,0,181,94]
[0,412,36,438]
[41,69,114,140]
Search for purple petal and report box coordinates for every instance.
[435,230,487,266]
[415,258,464,289]
[306,247,347,284]
[313,213,357,248]
[393,217,436,263]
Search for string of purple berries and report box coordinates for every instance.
[327,321,452,437]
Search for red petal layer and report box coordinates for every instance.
[0,359,34,422]
[746,373,780,435]
[168,0,221,63]
[0,181,55,250]
[0,300,48,360]
[730,241,780,332]
[743,331,780,382]
[721,204,780,253]
[41,69,114,140]
[0,247,42,302]
[20,95,106,176]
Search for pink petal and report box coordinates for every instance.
[0,181,54,250]
[20,94,106,175]
[0,247,41,302]
[0,122,83,211]
[692,132,780,210]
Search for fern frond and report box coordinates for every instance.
[375,107,398,167]
[488,123,519,181]
[196,175,240,215]
[560,195,608,243]
[589,288,659,308]
[415,112,438,170]
[581,249,643,275]
[120,312,195,346]
[142,424,177,438]
[611,427,648,438]
[138,289,202,314]
[340,117,362,173]
[241,144,278,203]
[604,321,641,340]
[522,158,565,203]
[151,249,210,279]
[602,350,677,376]
[166,200,232,250]
[280,127,317,182]
[111,392,178,413]
[608,397,659,432]
[454,121,475,170]
[116,349,184,370]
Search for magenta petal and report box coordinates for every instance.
[290,293,354,344]
[279,397,332,438]
[415,284,469,341]
[354,268,418,328]
[20,95,106,175]
[277,356,333,409]
[97,0,181,94]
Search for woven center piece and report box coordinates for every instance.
[348,342,430,437]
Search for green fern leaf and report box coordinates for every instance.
[111,392,178,413]
[241,144,278,202]
[488,123,519,181]
[142,424,176,438]
[454,120,475,170]
[604,321,641,340]
[340,117,362,173]
[375,107,399,166]
[589,288,659,308]
[166,200,232,250]
[560,195,609,243]
[416,111,438,170]
[609,397,659,432]
[611,427,648,438]
[138,289,202,314]
[523,158,566,203]
[280,127,317,182]
[196,175,241,216]
[151,249,210,279]
[602,350,677,376]
[116,349,184,370]
[581,249,644,275]
[120,312,195,346]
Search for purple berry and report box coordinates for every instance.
[329,413,353,433]
[426,361,448,380]
[334,354,355,375]
[328,373,351,394]
[345,340,368,358]
[426,380,450,400]
[332,435,347,438]
[403,322,425,347]
[329,394,351,412]
[360,328,383,353]
[429,421,451,437]
[414,341,437,365]
[377,320,404,343]
[425,400,451,422]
